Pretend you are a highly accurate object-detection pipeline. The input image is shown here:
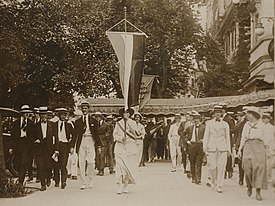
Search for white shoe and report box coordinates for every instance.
[87,182,93,189]
[123,184,129,193]
[80,184,86,190]
[117,184,122,195]
[217,186,223,193]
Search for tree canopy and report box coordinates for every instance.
[0,0,249,109]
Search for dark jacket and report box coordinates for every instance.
[223,113,235,147]
[98,121,112,147]
[33,121,59,156]
[71,115,101,153]
[184,124,205,143]
[11,118,34,152]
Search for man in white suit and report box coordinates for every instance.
[203,105,231,193]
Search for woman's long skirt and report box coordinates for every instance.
[242,139,267,189]
[115,149,139,185]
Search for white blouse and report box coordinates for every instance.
[239,121,267,150]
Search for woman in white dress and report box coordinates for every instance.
[113,108,139,194]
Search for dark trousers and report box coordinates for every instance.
[181,147,187,170]
[14,139,32,184]
[98,146,111,172]
[188,142,204,181]
[35,143,53,187]
[36,155,52,187]
[142,138,151,163]
[226,156,233,173]
[107,144,114,170]
[156,138,165,159]
[54,142,69,184]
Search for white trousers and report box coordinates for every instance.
[169,136,181,169]
[78,137,96,185]
[136,140,143,166]
[207,150,227,187]
[67,153,78,176]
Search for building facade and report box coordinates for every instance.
[203,0,274,92]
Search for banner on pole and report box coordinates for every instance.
[139,75,155,109]
[106,31,145,109]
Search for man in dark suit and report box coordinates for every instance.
[10,105,34,186]
[221,103,235,179]
[53,108,74,189]
[33,107,59,191]
[183,113,205,184]
[71,101,102,190]
[95,112,113,176]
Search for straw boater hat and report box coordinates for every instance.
[191,112,201,119]
[55,108,68,114]
[38,106,48,114]
[33,107,39,114]
[219,103,228,110]
[106,115,113,120]
[94,111,102,117]
[20,105,32,113]
[118,108,134,117]
[213,105,223,112]
[174,113,181,119]
[80,100,90,108]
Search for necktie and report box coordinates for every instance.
[21,119,26,131]
[60,121,64,132]
[195,125,199,141]
[83,116,87,131]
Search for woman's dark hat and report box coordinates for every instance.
[119,108,134,117]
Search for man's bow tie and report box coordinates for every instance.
[215,118,221,122]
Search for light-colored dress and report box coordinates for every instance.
[240,121,268,189]
[113,118,139,184]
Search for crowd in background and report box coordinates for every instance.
[1,102,274,200]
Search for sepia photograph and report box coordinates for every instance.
[0,0,274,205]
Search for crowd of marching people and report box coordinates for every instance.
[3,101,274,200]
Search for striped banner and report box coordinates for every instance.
[106,31,145,109]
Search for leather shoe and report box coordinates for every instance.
[98,171,104,176]
[40,186,46,191]
[109,170,115,174]
[192,179,196,183]
[228,171,233,179]
[46,180,51,187]
[61,182,66,189]
[196,180,201,185]
[247,187,252,197]
[71,176,77,180]
[55,183,59,187]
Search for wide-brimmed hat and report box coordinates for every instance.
[38,106,48,114]
[245,106,261,117]
[133,112,143,119]
[213,105,223,112]
[20,105,32,113]
[80,100,90,108]
[55,108,68,114]
[118,108,134,117]
[262,112,271,119]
